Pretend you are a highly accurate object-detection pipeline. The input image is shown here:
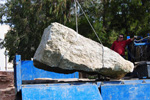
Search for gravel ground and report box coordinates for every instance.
[0,71,16,100]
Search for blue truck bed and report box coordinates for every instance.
[14,55,150,100]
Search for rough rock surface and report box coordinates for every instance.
[33,22,134,79]
[0,71,15,100]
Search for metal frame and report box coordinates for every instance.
[14,55,150,100]
[14,55,79,92]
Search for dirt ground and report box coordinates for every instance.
[0,71,15,100]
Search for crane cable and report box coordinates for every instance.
[57,0,104,67]
[75,0,78,33]
[75,0,103,45]
[75,0,104,67]
[56,0,80,67]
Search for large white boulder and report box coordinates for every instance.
[33,22,134,79]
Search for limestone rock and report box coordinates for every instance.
[33,22,134,79]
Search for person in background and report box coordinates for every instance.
[111,34,134,58]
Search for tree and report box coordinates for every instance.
[1,0,150,61]
[105,0,150,36]
[0,0,75,60]
[0,0,105,60]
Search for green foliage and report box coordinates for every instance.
[0,0,74,60]
[107,0,150,36]
[0,0,150,60]
[0,0,94,60]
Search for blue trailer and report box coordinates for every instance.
[14,35,150,100]
[14,55,150,100]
